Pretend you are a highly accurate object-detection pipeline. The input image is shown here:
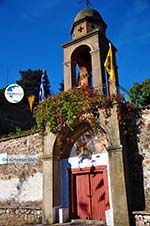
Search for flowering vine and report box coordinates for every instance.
[34,86,122,134]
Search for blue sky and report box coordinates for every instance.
[0,0,150,94]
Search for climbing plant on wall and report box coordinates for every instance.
[34,86,122,134]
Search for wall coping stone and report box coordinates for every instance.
[0,131,39,142]
[0,207,42,210]
[132,211,150,215]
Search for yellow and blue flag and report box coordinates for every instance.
[104,43,115,81]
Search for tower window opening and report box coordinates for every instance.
[71,45,93,89]
[91,24,95,29]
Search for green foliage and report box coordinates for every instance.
[129,78,150,107]
[34,87,122,134]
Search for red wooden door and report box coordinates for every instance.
[90,172,106,220]
[76,174,91,219]
[70,167,109,221]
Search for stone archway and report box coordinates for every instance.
[59,130,114,224]
[42,106,130,226]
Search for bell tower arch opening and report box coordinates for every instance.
[71,45,92,88]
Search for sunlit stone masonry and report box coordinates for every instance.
[0,133,43,225]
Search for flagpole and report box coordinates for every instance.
[104,68,109,96]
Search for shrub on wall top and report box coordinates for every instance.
[34,86,122,134]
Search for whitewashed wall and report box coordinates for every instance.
[0,133,43,224]
[0,133,43,205]
[0,172,43,203]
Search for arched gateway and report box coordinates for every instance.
[60,130,111,222]
[42,7,129,226]
[42,107,129,226]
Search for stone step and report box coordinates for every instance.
[52,219,106,226]
[23,220,106,226]
[71,219,106,225]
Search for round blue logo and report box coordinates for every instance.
[4,84,24,103]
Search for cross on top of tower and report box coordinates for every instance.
[80,0,92,8]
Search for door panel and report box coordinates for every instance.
[76,174,91,219]
[70,167,108,221]
[90,172,106,220]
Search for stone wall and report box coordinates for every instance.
[133,212,150,226]
[0,108,149,225]
[138,108,150,211]
[0,133,43,225]
[0,207,42,225]
[132,108,150,226]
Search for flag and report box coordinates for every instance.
[28,95,35,112]
[39,71,45,102]
[104,43,115,81]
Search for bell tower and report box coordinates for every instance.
[62,8,119,95]
[42,6,130,226]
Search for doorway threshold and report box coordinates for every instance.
[52,220,106,225]
[71,219,106,225]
